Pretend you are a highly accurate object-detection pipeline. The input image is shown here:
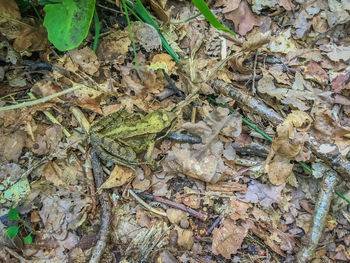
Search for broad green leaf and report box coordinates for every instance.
[6,226,20,238]
[8,207,20,221]
[24,233,33,244]
[43,0,96,51]
[191,0,236,37]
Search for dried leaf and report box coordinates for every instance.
[68,47,100,75]
[132,21,162,52]
[326,44,350,62]
[99,165,134,189]
[97,30,131,64]
[303,61,329,85]
[238,180,284,207]
[212,219,253,259]
[224,0,260,36]
[331,73,350,93]
[175,226,194,250]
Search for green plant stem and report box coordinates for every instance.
[93,7,100,52]
[122,0,139,72]
[335,190,350,205]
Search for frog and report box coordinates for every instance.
[89,109,177,170]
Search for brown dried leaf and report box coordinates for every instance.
[331,73,350,93]
[175,226,194,250]
[294,10,311,38]
[268,155,294,185]
[0,130,26,162]
[271,111,312,160]
[212,219,253,259]
[238,180,284,207]
[68,47,100,76]
[97,30,131,64]
[99,165,134,189]
[224,0,260,36]
[303,61,329,85]
[167,208,188,224]
[132,21,161,52]
[326,44,350,62]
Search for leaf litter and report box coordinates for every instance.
[0,0,350,262]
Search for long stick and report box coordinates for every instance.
[296,169,338,262]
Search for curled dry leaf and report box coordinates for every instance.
[164,144,220,183]
[264,111,312,184]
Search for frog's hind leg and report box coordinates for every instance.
[92,143,137,170]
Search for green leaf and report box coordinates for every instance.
[191,0,236,37]
[24,233,33,244]
[43,0,96,51]
[6,226,20,238]
[8,207,20,221]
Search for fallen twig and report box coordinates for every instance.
[0,85,85,112]
[89,151,112,263]
[138,192,207,221]
[207,216,222,235]
[128,189,167,217]
[296,168,339,263]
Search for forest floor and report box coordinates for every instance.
[0,0,350,262]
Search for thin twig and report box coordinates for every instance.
[252,50,259,95]
[89,151,112,263]
[128,189,167,217]
[4,247,31,263]
[0,85,85,112]
[138,192,207,221]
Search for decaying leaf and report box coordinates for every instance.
[264,111,312,184]
[175,225,194,250]
[212,218,254,259]
[0,0,49,52]
[132,21,162,52]
[99,165,134,189]
[224,0,260,36]
[68,47,100,75]
[164,108,241,183]
[96,30,131,64]
[238,180,284,207]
